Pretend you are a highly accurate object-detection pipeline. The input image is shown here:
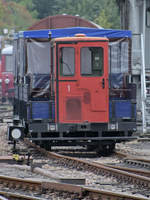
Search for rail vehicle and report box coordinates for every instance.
[8,27,137,155]
[0,45,14,102]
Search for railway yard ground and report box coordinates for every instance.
[1,104,150,199]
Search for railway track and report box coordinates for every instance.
[116,150,150,163]
[93,152,150,183]
[0,191,42,200]
[96,162,150,178]
[0,138,150,198]
[0,174,149,200]
[0,111,150,199]
[22,139,150,197]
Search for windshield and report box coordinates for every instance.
[60,47,75,76]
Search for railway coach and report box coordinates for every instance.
[8,27,137,155]
[0,45,14,103]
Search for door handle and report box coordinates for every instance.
[102,78,105,89]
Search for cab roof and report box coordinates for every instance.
[53,34,108,42]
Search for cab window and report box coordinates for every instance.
[60,47,75,76]
[81,47,103,76]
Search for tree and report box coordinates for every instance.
[32,0,59,19]
[0,0,4,18]
[95,10,113,29]
[57,0,102,21]
[55,0,120,29]
[1,0,120,31]
[0,0,36,33]
[94,0,120,29]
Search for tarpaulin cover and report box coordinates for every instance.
[21,27,131,39]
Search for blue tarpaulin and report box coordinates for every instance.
[21,27,131,39]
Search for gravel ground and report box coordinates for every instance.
[0,142,150,199]
[116,139,150,157]
[0,124,12,156]
[0,158,149,199]
[1,107,150,199]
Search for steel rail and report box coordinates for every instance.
[95,162,150,178]
[0,191,42,200]
[115,150,150,163]
[0,175,41,191]
[24,139,150,188]
[0,175,149,200]
[42,181,150,200]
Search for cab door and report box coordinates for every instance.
[78,42,109,122]
[56,44,80,123]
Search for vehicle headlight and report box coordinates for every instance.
[108,123,118,130]
[11,128,22,140]
[5,78,10,84]
[49,124,56,131]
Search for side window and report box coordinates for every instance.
[60,47,75,76]
[81,47,103,76]
[27,42,50,74]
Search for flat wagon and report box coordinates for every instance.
[8,27,136,155]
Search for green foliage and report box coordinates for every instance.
[48,0,104,21]
[5,0,37,18]
[8,2,36,30]
[32,0,120,29]
[0,1,4,17]
[0,0,120,32]
[0,1,4,19]
[94,0,120,29]
[32,0,59,19]
[95,10,113,29]
[0,0,36,33]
